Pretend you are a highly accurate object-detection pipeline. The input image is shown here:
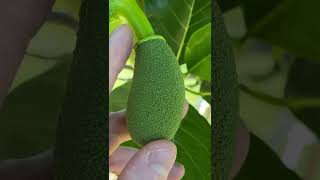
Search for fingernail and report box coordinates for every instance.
[171,162,185,179]
[147,148,176,176]
[109,24,133,65]
[110,25,132,43]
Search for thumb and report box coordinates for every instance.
[118,140,177,180]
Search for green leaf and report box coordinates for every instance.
[190,55,211,80]
[143,0,192,57]
[285,59,320,138]
[122,106,211,180]
[185,23,211,80]
[0,63,69,159]
[137,0,145,8]
[143,0,211,62]
[180,0,211,64]
[234,133,301,179]
[121,140,139,149]
[184,0,211,46]
[174,106,211,180]
[109,81,132,112]
[242,0,320,60]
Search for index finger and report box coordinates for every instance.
[109,25,133,93]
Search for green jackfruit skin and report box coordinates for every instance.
[213,1,239,180]
[54,0,108,179]
[127,38,185,145]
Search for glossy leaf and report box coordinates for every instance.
[143,0,193,58]
[143,0,211,62]
[185,23,211,80]
[174,106,211,179]
[181,0,211,63]
[190,54,211,81]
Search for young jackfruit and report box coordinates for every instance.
[54,0,108,179]
[127,36,185,145]
[213,0,239,179]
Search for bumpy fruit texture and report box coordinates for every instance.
[213,0,239,179]
[54,0,108,179]
[127,38,185,145]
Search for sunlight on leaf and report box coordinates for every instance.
[174,106,211,179]
[185,23,211,80]
[143,0,211,62]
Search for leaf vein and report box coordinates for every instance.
[175,140,206,179]
[180,127,210,154]
[168,6,187,29]
[191,1,211,17]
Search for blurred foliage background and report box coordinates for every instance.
[0,1,79,159]
[1,0,212,179]
[2,0,320,179]
[220,0,320,179]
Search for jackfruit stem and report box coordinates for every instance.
[136,35,165,47]
[110,0,155,40]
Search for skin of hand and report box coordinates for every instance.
[109,25,187,180]
[0,0,250,179]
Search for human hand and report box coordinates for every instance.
[0,0,250,177]
[109,25,188,180]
